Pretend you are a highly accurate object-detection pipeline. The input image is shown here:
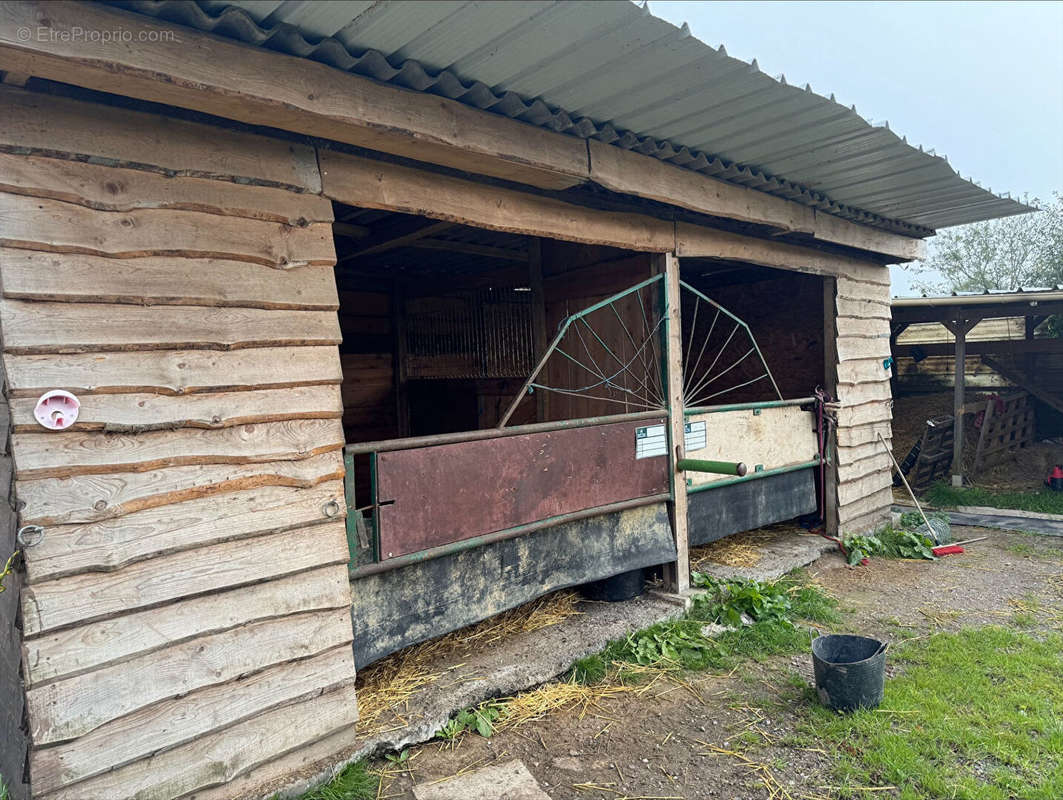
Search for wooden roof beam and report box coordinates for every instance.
[411,239,529,262]
[0,1,924,262]
[894,338,1063,358]
[338,218,452,263]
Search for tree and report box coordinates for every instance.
[904,193,1063,294]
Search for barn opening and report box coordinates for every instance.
[332,203,829,666]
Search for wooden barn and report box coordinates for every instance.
[0,2,1031,798]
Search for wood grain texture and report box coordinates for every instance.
[0,152,333,223]
[319,149,674,252]
[41,682,359,800]
[836,401,892,428]
[31,644,355,795]
[836,380,892,405]
[25,607,353,744]
[16,451,344,526]
[676,222,891,280]
[837,487,895,528]
[1,249,338,310]
[0,300,341,354]
[11,385,342,433]
[837,421,894,448]
[838,467,894,508]
[837,451,892,484]
[23,481,345,584]
[0,193,335,267]
[21,522,349,635]
[836,358,894,386]
[3,346,343,396]
[0,85,322,191]
[13,418,344,479]
[0,2,585,191]
[836,295,892,320]
[835,334,892,362]
[21,564,351,687]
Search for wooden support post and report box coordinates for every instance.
[822,277,840,536]
[659,252,689,593]
[528,238,548,422]
[392,281,410,437]
[944,318,976,486]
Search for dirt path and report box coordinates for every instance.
[371,527,1063,799]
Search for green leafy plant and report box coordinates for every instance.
[383,749,410,766]
[884,528,937,560]
[286,760,378,800]
[841,533,883,565]
[690,574,795,625]
[436,704,501,740]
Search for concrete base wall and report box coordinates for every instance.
[350,503,675,667]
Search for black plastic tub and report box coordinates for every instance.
[812,634,888,712]
[581,568,645,602]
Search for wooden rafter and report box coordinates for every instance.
[411,238,528,262]
[338,218,452,263]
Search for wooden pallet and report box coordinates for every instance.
[907,415,955,492]
[972,391,1035,476]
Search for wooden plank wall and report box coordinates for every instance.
[0,364,29,799]
[832,267,896,533]
[0,89,358,800]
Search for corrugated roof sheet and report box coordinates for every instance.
[109,0,1035,235]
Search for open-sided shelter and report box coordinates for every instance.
[0,2,1033,798]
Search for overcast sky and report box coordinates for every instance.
[648,1,1063,296]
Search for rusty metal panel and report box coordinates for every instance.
[376,419,669,559]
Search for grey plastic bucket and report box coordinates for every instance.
[811,634,887,712]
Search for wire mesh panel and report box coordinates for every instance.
[406,288,535,379]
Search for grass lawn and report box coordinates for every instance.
[924,482,1063,515]
[799,626,1063,799]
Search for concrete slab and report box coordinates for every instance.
[413,759,551,800]
[694,531,836,583]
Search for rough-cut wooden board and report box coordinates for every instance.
[21,522,348,635]
[376,420,669,559]
[21,564,351,686]
[41,682,360,800]
[836,295,892,320]
[11,385,342,433]
[837,421,893,448]
[0,300,341,354]
[0,86,322,192]
[13,418,344,479]
[836,401,892,428]
[31,644,355,795]
[838,470,894,508]
[837,451,892,484]
[16,452,344,526]
[0,193,335,267]
[0,1,586,191]
[836,334,892,362]
[0,152,333,223]
[837,358,893,385]
[3,345,342,396]
[836,380,892,405]
[685,407,819,488]
[1,249,338,310]
[24,481,345,584]
[26,606,353,744]
[319,149,674,253]
[837,487,894,527]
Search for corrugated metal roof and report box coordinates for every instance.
[109,0,1035,235]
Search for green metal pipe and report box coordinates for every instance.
[677,458,747,476]
[686,458,820,494]
[684,397,815,416]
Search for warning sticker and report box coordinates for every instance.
[684,420,707,452]
[635,421,707,459]
[635,424,667,459]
